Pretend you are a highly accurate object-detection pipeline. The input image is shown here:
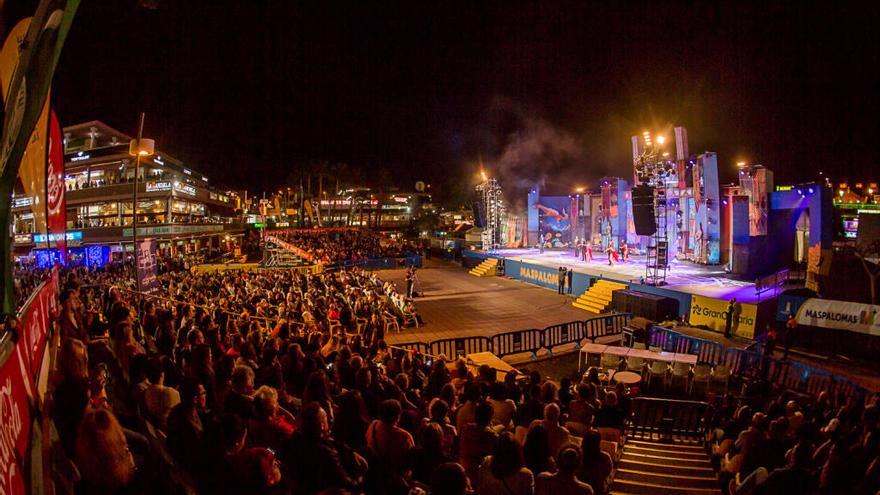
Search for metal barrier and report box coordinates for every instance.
[429,336,491,359]
[492,329,544,357]
[329,255,422,270]
[628,397,708,441]
[543,321,584,349]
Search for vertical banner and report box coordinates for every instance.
[137,239,160,294]
[19,98,50,238]
[47,110,66,260]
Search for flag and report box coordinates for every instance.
[136,239,160,294]
[0,0,81,313]
[47,109,65,260]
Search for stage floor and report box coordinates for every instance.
[380,261,589,345]
[491,248,770,303]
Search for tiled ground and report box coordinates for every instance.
[381,260,591,345]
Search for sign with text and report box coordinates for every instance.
[689,294,757,339]
[145,180,171,192]
[796,298,880,336]
[173,182,196,196]
[136,239,159,294]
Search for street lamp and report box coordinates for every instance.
[128,112,154,291]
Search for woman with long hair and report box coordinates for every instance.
[478,431,535,495]
[334,389,370,451]
[74,408,138,493]
[303,370,335,422]
[578,430,613,495]
[54,338,90,456]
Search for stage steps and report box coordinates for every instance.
[468,258,498,277]
[610,439,721,495]
[572,279,627,313]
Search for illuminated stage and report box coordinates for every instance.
[490,248,768,304]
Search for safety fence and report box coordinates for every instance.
[394,312,632,360]
[649,325,869,403]
[328,255,422,270]
[628,397,708,441]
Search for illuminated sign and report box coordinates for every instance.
[254,223,265,228]
[13,233,32,244]
[70,151,91,162]
[154,155,164,165]
[393,196,408,203]
[183,168,192,175]
[173,182,196,196]
[145,181,172,192]
[12,196,33,208]
[33,231,82,243]
[275,222,289,227]
[201,176,208,182]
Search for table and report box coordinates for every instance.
[577,343,609,371]
[602,346,630,356]
[612,370,642,385]
[673,353,699,365]
[462,352,519,381]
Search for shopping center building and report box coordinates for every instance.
[11,120,246,265]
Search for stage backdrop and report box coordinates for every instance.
[534,196,572,244]
[689,294,757,339]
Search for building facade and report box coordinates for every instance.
[12,120,245,264]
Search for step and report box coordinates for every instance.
[573,302,601,313]
[627,440,706,453]
[614,468,718,489]
[618,458,716,477]
[625,445,707,460]
[610,478,722,495]
[621,451,713,468]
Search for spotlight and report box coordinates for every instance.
[796,188,803,196]
[808,188,814,194]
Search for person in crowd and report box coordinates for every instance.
[488,382,517,430]
[225,365,257,419]
[284,402,361,494]
[523,423,557,476]
[166,378,208,473]
[431,462,471,495]
[365,399,415,477]
[530,403,572,456]
[578,430,613,495]
[74,408,144,494]
[143,357,181,429]
[536,445,594,495]
[459,402,499,482]
[478,431,535,494]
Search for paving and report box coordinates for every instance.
[379,260,590,345]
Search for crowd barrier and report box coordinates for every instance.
[329,255,422,270]
[0,270,60,495]
[649,325,869,402]
[395,312,633,360]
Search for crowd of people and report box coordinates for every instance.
[707,382,880,495]
[39,256,633,494]
[274,230,420,264]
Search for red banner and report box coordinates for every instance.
[47,110,66,261]
[19,270,57,376]
[0,342,32,495]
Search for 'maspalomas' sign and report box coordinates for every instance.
[796,298,880,336]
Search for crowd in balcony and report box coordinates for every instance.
[274,229,420,264]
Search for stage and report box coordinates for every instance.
[489,248,769,304]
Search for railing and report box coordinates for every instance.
[395,312,633,360]
[327,255,422,270]
[628,397,708,441]
[649,325,869,403]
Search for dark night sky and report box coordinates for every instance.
[53,1,880,207]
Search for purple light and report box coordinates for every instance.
[796,188,803,196]
[808,187,814,194]
[722,199,728,206]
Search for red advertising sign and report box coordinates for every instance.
[0,343,32,495]
[19,270,57,376]
[47,110,66,261]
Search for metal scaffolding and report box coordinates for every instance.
[476,177,503,251]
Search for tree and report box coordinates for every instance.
[854,240,880,305]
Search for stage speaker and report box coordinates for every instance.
[632,185,657,236]
[472,193,486,228]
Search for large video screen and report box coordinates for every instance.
[535,196,572,244]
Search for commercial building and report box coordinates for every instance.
[12,120,245,264]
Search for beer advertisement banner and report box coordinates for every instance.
[689,294,757,339]
[47,110,66,258]
[796,298,880,336]
[137,239,160,294]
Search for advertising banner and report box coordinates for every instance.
[689,294,757,338]
[534,196,572,244]
[47,110,66,260]
[137,239,160,294]
[796,299,880,336]
[0,344,32,495]
[504,259,561,290]
[19,271,58,376]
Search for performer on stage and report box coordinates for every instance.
[606,245,619,265]
[573,236,580,258]
[621,243,629,262]
[584,243,592,262]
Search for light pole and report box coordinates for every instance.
[128,112,155,291]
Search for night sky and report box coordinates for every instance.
[53,1,880,207]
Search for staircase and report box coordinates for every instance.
[468,258,499,277]
[611,439,721,495]
[572,279,627,313]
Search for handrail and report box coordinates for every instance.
[628,396,708,440]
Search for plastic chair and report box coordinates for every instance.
[383,315,401,333]
[690,364,713,396]
[671,361,692,391]
[647,360,669,390]
[625,356,645,372]
[601,353,621,371]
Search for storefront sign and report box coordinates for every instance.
[145,181,171,192]
[11,196,32,208]
[33,231,81,243]
[13,233,32,244]
[796,299,880,336]
[69,151,90,162]
[689,294,757,338]
[173,182,196,196]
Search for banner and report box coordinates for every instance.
[47,110,66,259]
[689,294,757,339]
[18,270,58,376]
[0,344,32,495]
[503,259,560,290]
[136,239,160,294]
[534,196,572,244]
[796,298,880,337]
